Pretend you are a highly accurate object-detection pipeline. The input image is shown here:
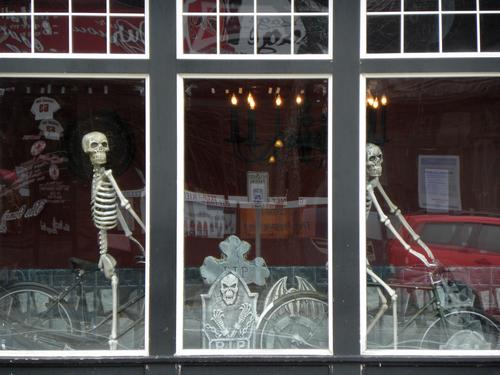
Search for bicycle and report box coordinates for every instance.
[0,257,145,350]
[367,266,500,350]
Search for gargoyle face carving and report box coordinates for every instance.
[220,273,239,306]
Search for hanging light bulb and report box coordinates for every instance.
[367,95,375,107]
[275,94,282,107]
[230,93,238,105]
[381,94,388,106]
[296,94,303,105]
[274,139,284,148]
[247,92,256,109]
[268,155,276,163]
[372,97,379,109]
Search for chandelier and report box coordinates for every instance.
[366,89,389,146]
[226,87,327,164]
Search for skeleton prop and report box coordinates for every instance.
[82,131,145,350]
[365,143,437,349]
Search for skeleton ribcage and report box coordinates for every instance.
[92,177,118,230]
[366,192,373,219]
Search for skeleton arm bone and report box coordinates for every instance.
[116,208,145,255]
[374,182,435,261]
[104,170,146,232]
[367,184,433,268]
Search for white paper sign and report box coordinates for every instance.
[418,155,461,211]
[247,171,269,206]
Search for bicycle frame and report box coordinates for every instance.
[0,266,145,350]
[368,267,498,349]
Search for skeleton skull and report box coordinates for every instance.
[82,131,110,166]
[220,273,239,306]
[366,143,383,179]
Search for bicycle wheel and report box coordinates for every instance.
[419,310,500,350]
[0,282,77,350]
[255,292,329,349]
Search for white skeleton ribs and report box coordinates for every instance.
[365,143,437,349]
[82,131,145,350]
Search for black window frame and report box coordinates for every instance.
[0,1,499,375]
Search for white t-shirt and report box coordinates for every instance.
[31,97,61,120]
[39,119,64,140]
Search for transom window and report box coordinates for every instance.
[363,0,500,56]
[0,0,146,56]
[179,0,331,58]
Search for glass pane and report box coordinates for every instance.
[72,0,106,13]
[110,0,144,13]
[366,0,400,12]
[477,225,500,252]
[480,14,500,51]
[442,14,477,52]
[294,16,328,54]
[34,0,68,12]
[0,16,31,52]
[366,15,400,54]
[257,16,291,54]
[183,0,216,13]
[257,0,291,12]
[404,15,439,53]
[73,16,106,53]
[110,16,145,54]
[183,15,217,54]
[220,16,254,54]
[404,0,438,11]
[0,77,146,350]
[220,0,254,13]
[365,77,500,350]
[479,0,500,10]
[0,1,30,12]
[294,0,329,12]
[442,0,476,10]
[183,78,330,351]
[34,16,69,53]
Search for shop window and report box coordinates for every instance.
[363,0,500,56]
[0,77,147,352]
[180,0,331,58]
[363,77,500,352]
[0,0,146,56]
[179,77,331,353]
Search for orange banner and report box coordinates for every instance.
[239,208,290,239]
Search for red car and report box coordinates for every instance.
[387,214,500,268]
[385,214,500,315]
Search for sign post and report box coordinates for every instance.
[247,172,269,258]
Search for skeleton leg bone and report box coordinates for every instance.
[109,273,119,350]
[366,268,388,334]
[97,229,120,349]
[366,266,398,349]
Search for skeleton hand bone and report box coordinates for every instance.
[211,309,229,337]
